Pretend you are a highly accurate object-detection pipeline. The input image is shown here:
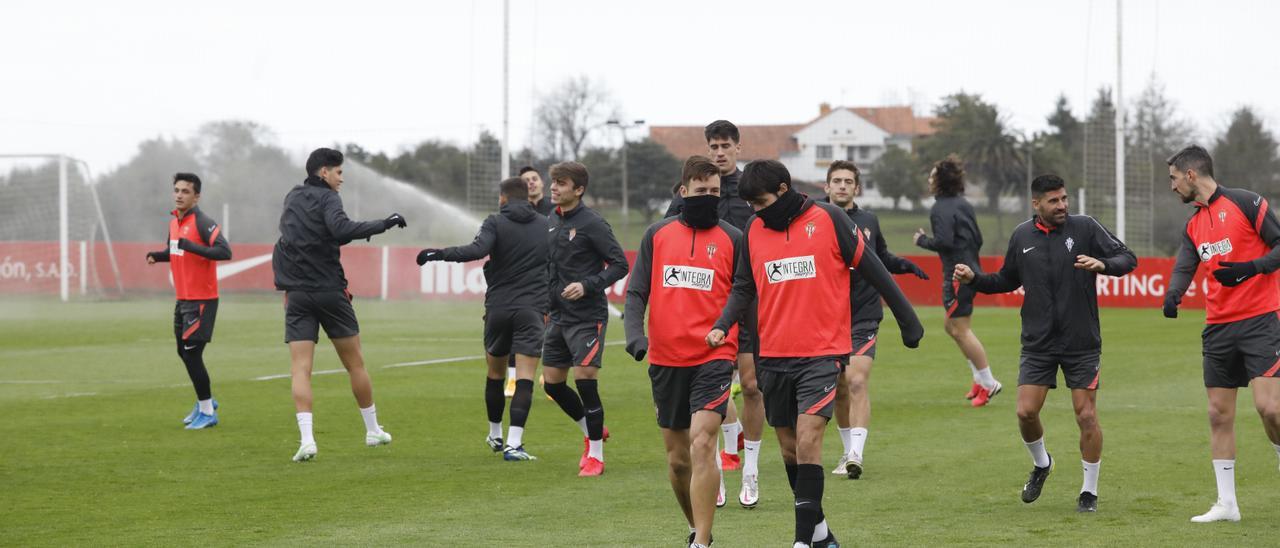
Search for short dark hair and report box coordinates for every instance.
[681,155,720,187]
[173,172,202,194]
[1030,174,1066,197]
[826,160,860,185]
[499,177,529,200]
[739,160,792,201]
[1166,145,1214,179]
[518,165,539,177]
[932,155,965,197]
[306,147,344,176]
[704,120,740,144]
[549,161,589,190]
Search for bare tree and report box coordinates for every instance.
[535,75,616,160]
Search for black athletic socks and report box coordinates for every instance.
[794,464,825,544]
[785,462,799,494]
[509,379,534,428]
[485,377,505,424]
[176,340,211,401]
[575,379,604,441]
[544,381,586,421]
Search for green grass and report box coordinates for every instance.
[3,296,1279,546]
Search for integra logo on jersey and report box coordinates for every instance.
[764,255,817,284]
[1198,238,1233,262]
[662,265,714,291]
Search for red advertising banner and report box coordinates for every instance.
[0,240,1214,308]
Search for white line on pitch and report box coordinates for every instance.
[250,340,625,380]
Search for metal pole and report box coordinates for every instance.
[1115,0,1126,241]
[621,133,629,228]
[58,155,69,302]
[500,0,510,179]
[1026,140,1033,211]
[222,202,230,241]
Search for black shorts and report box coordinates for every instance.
[484,308,544,357]
[756,356,845,428]
[736,305,758,355]
[284,290,360,343]
[543,319,606,368]
[943,279,975,318]
[1202,312,1280,388]
[1018,350,1101,390]
[850,320,879,360]
[649,360,735,430]
[174,299,218,343]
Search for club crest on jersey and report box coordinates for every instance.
[764,255,817,284]
[1219,211,1227,224]
[862,227,872,241]
[662,265,714,291]
[1198,238,1233,261]
[568,228,577,241]
[706,243,718,260]
[805,222,816,239]
[1065,237,1075,252]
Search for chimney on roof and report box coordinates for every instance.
[819,102,832,117]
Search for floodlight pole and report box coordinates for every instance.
[607,119,645,233]
[59,155,69,302]
[1115,0,1126,241]
[500,0,510,180]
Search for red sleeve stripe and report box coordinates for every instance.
[850,228,866,269]
[1257,199,1269,234]
[209,225,221,246]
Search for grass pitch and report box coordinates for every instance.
[2,296,1279,546]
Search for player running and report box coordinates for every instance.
[416,177,550,461]
[272,147,407,462]
[914,155,1003,406]
[955,174,1136,512]
[821,161,928,479]
[542,161,629,477]
[667,120,766,507]
[708,160,923,548]
[1162,145,1280,522]
[626,156,740,548]
[145,172,231,430]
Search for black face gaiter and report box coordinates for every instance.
[681,194,721,229]
[756,190,805,231]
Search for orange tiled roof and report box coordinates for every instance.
[649,124,804,162]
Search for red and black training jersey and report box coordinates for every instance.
[1170,185,1280,324]
[624,218,741,367]
[151,206,231,300]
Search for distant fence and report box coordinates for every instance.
[0,240,1211,309]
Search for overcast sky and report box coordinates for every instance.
[3,0,1277,172]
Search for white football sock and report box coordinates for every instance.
[837,427,853,457]
[812,519,829,542]
[1273,443,1280,464]
[576,417,589,436]
[722,421,741,455]
[507,426,524,449]
[1081,460,1100,494]
[967,360,981,381]
[296,412,314,446]
[359,404,383,434]
[1213,459,1237,506]
[977,367,997,390]
[1025,436,1050,468]
[507,365,516,380]
[489,421,502,439]
[743,439,762,477]
[850,427,868,458]
[588,439,604,461]
[198,398,214,415]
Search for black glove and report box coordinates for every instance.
[906,261,930,280]
[902,325,923,349]
[1163,289,1184,319]
[415,248,443,266]
[1213,260,1258,287]
[145,251,163,262]
[176,238,194,251]
[625,337,649,362]
[384,213,407,230]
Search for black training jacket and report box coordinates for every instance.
[970,215,1137,353]
[547,204,630,324]
[532,196,555,217]
[438,200,550,312]
[916,194,984,284]
[664,169,755,230]
[823,198,920,324]
[273,177,388,292]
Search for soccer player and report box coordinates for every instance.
[666,120,765,506]
[145,172,231,430]
[542,161,629,477]
[626,156,740,548]
[1161,145,1280,522]
[821,160,928,479]
[955,174,1136,512]
[521,165,555,216]
[272,147,407,462]
[416,177,549,461]
[914,155,1003,406]
[707,160,923,548]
